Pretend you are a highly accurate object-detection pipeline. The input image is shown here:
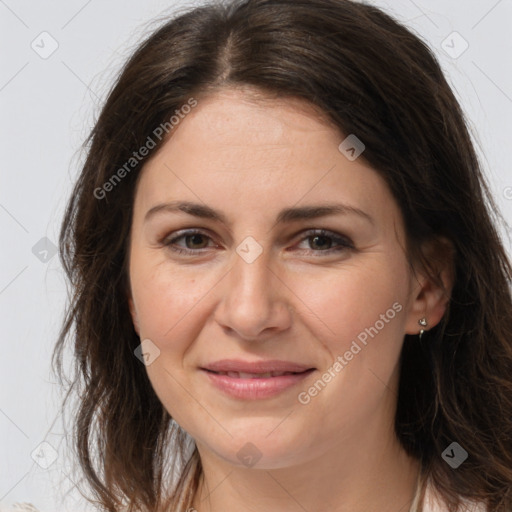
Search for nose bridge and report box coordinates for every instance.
[216,239,291,338]
[229,243,274,310]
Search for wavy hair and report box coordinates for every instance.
[53,0,512,510]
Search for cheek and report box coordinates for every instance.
[289,256,410,432]
[296,255,410,359]
[129,257,210,411]
[130,254,207,349]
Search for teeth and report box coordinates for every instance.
[238,372,259,378]
[218,371,296,378]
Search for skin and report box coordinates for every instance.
[127,87,453,512]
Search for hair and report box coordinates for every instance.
[53,0,512,510]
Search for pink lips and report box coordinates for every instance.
[200,359,316,399]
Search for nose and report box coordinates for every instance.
[213,245,293,341]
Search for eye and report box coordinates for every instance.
[161,228,354,257]
[294,229,354,255]
[162,229,216,255]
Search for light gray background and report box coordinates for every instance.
[1,0,511,510]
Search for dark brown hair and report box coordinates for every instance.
[53,0,512,510]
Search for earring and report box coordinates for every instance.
[418,318,428,340]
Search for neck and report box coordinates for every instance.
[191,426,421,512]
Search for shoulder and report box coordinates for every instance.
[423,481,487,512]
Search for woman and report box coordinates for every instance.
[52,0,512,510]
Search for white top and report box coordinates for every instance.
[421,479,487,512]
[0,484,488,512]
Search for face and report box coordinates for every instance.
[128,88,430,470]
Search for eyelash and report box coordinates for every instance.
[162,229,354,257]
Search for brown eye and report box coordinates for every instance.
[163,230,216,255]
[182,233,210,249]
[308,234,334,250]
[295,229,354,255]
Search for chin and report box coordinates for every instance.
[196,426,310,470]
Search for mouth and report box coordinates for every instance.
[201,358,315,374]
[202,369,313,379]
[199,361,316,399]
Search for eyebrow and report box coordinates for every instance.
[144,200,374,226]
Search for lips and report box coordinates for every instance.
[201,361,316,399]
[201,359,315,376]
[210,370,300,379]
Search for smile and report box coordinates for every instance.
[208,370,301,378]
[201,368,315,399]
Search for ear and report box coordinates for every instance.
[404,237,455,335]
[128,295,140,336]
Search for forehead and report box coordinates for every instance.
[133,87,400,231]
[187,87,338,141]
